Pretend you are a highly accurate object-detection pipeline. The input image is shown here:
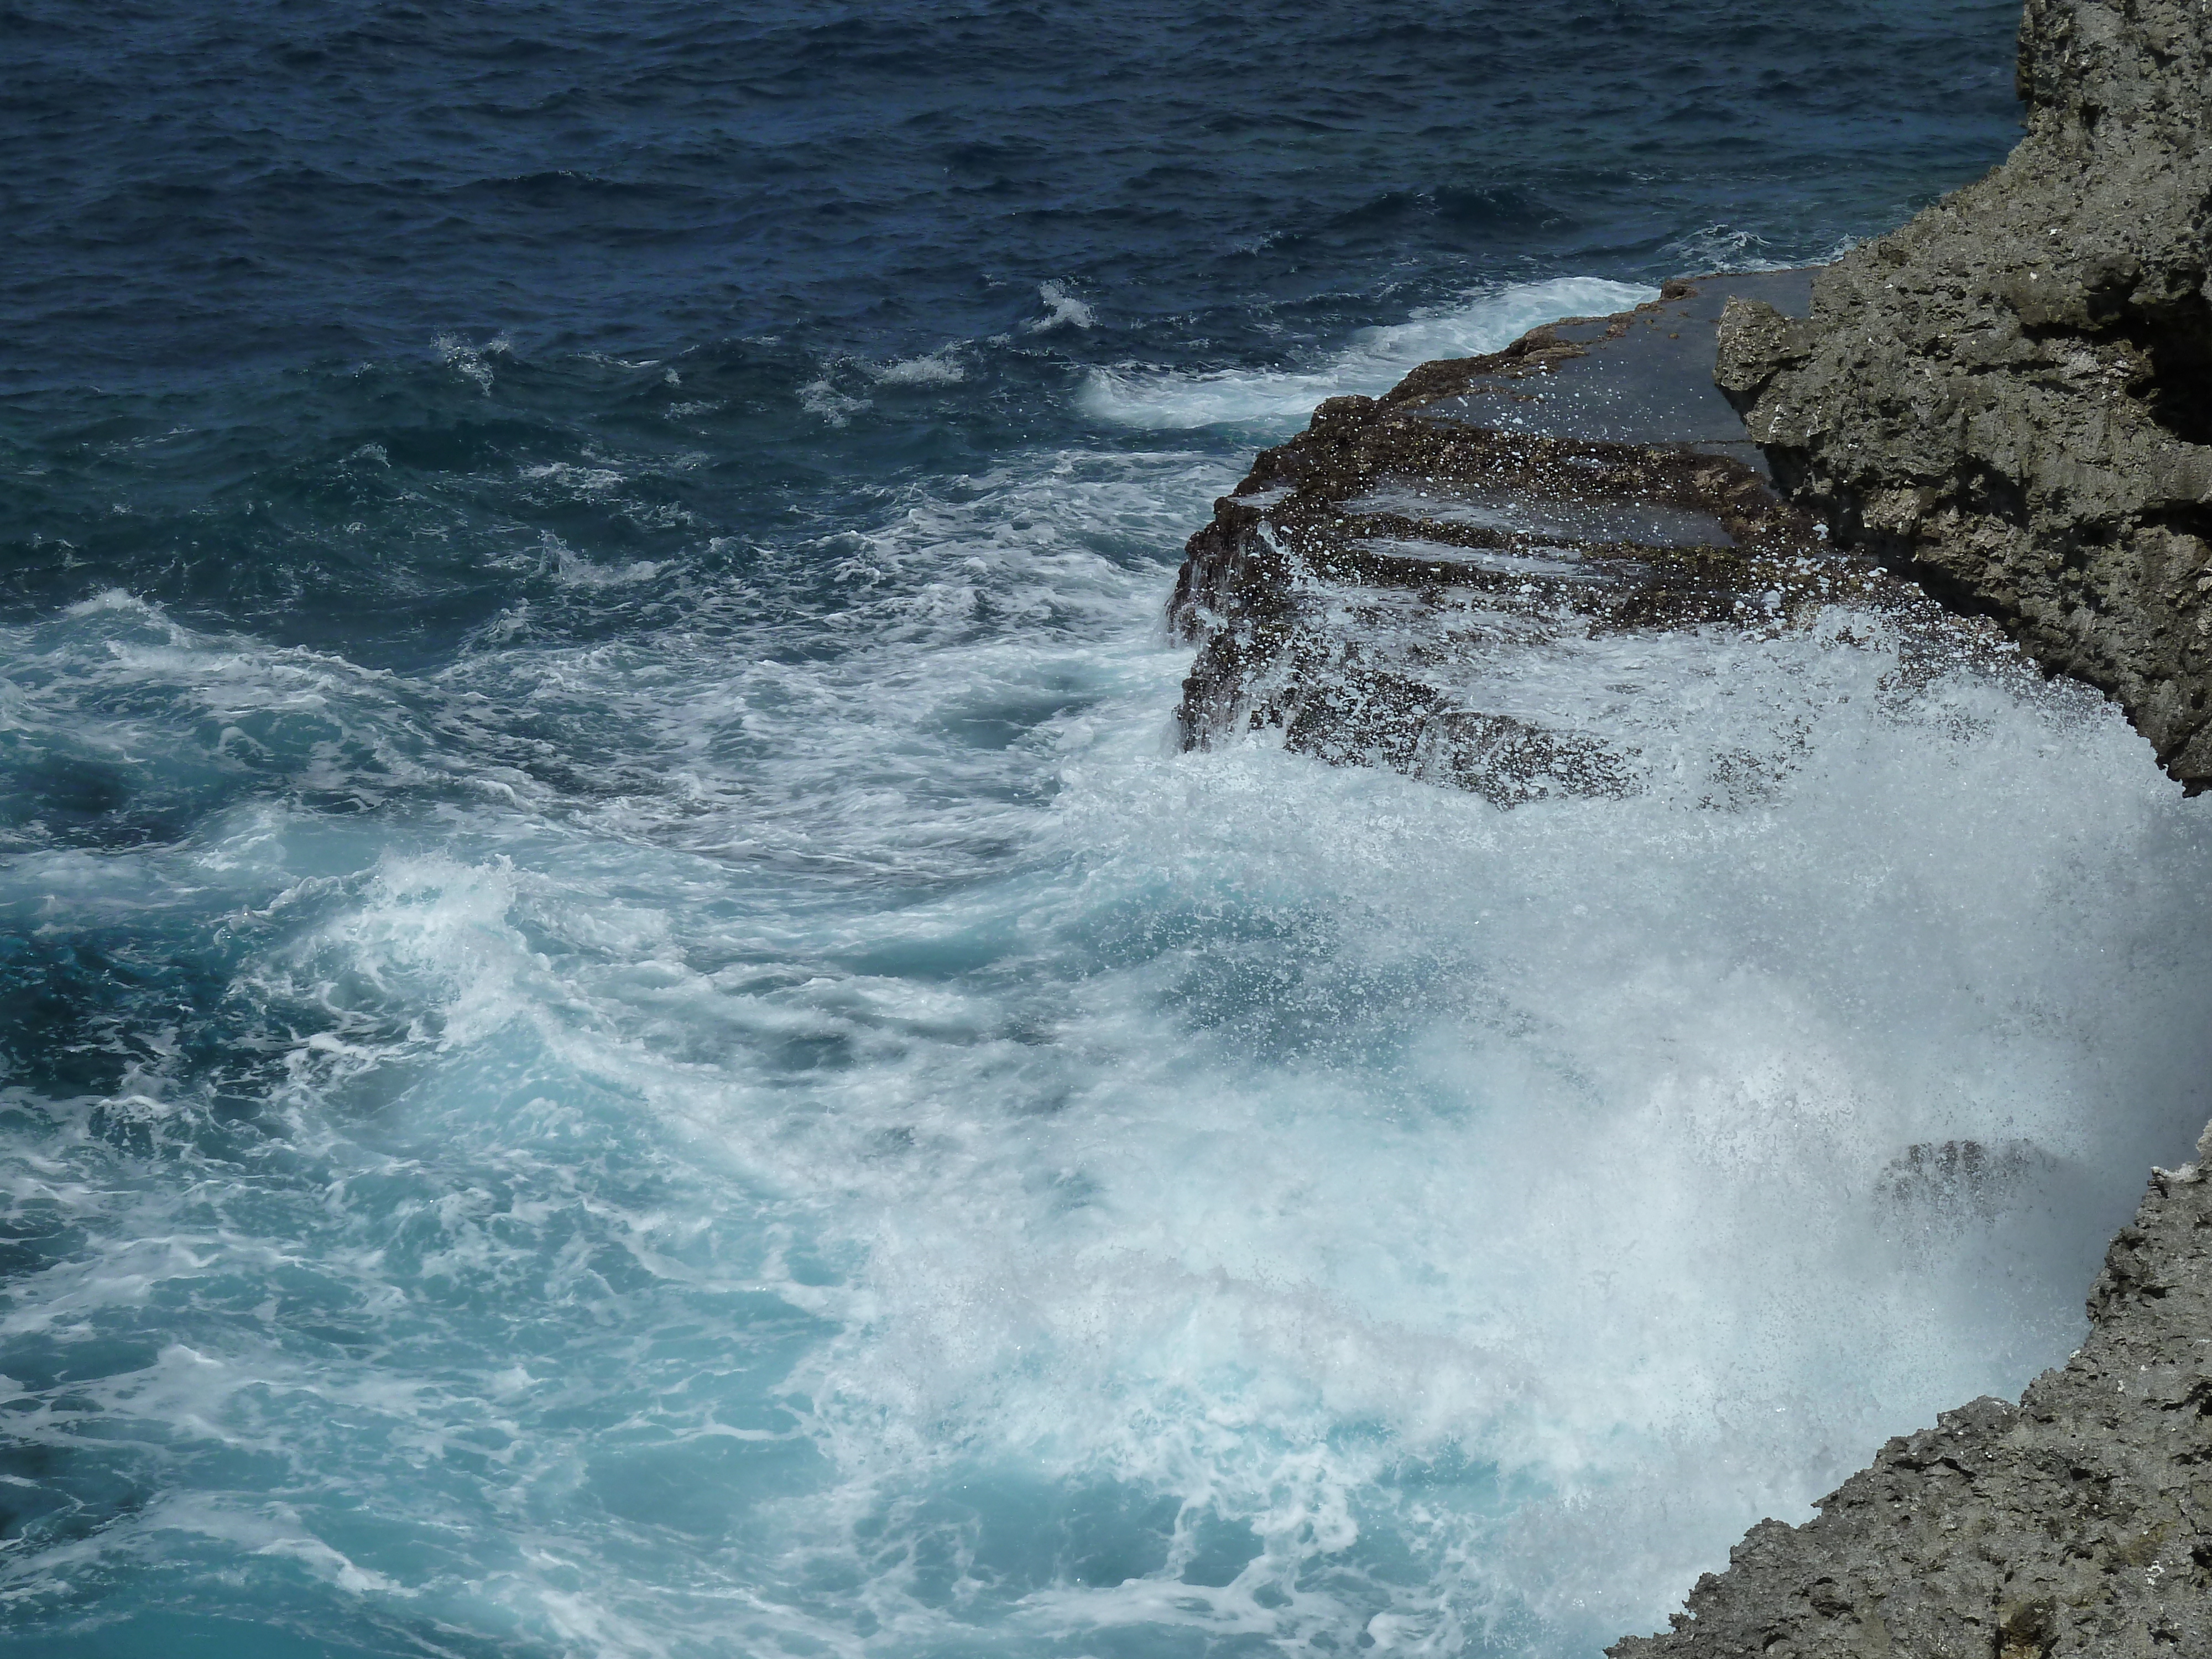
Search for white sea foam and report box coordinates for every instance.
[1353,534,1597,578]
[871,346,968,385]
[799,375,869,425]
[1657,223,1786,273]
[1343,481,1734,547]
[543,536,663,588]
[5,388,2211,1659]
[520,460,626,493]
[1028,279,1097,333]
[1078,276,1655,430]
[435,332,511,395]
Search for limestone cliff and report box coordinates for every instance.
[1716,0,2212,787]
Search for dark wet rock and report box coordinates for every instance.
[1609,1128,2212,1659]
[1718,0,2212,790]
[1168,274,1907,807]
[1410,268,1815,477]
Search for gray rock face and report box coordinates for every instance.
[1609,1125,2212,1659]
[1609,5,2212,1651]
[1717,0,2212,787]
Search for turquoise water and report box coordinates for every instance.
[9,3,2212,1655]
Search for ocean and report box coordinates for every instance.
[7,3,2211,1655]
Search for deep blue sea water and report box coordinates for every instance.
[8,4,2212,1656]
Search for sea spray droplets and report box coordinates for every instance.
[872,346,968,385]
[436,332,510,395]
[1029,281,1097,333]
[742,566,2211,1652]
[6,419,2212,1656]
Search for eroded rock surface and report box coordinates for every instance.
[1719,0,2212,787]
[1168,276,1912,807]
[1609,1125,2212,1659]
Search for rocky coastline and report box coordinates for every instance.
[1165,1,2211,1650]
[1717,0,2212,794]
[1607,1132,2212,1653]
[1168,271,1924,809]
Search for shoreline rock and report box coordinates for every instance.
[1167,273,1912,807]
[1717,0,2212,791]
[1166,6,2210,1648]
[1608,1128,2212,1658]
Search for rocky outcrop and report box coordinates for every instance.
[1166,273,1938,807]
[1609,1124,2212,1659]
[1168,12,2212,1645]
[1717,0,2212,788]
[1603,4,2212,1652]
[1170,377,1827,804]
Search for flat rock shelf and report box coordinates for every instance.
[1168,270,1979,808]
